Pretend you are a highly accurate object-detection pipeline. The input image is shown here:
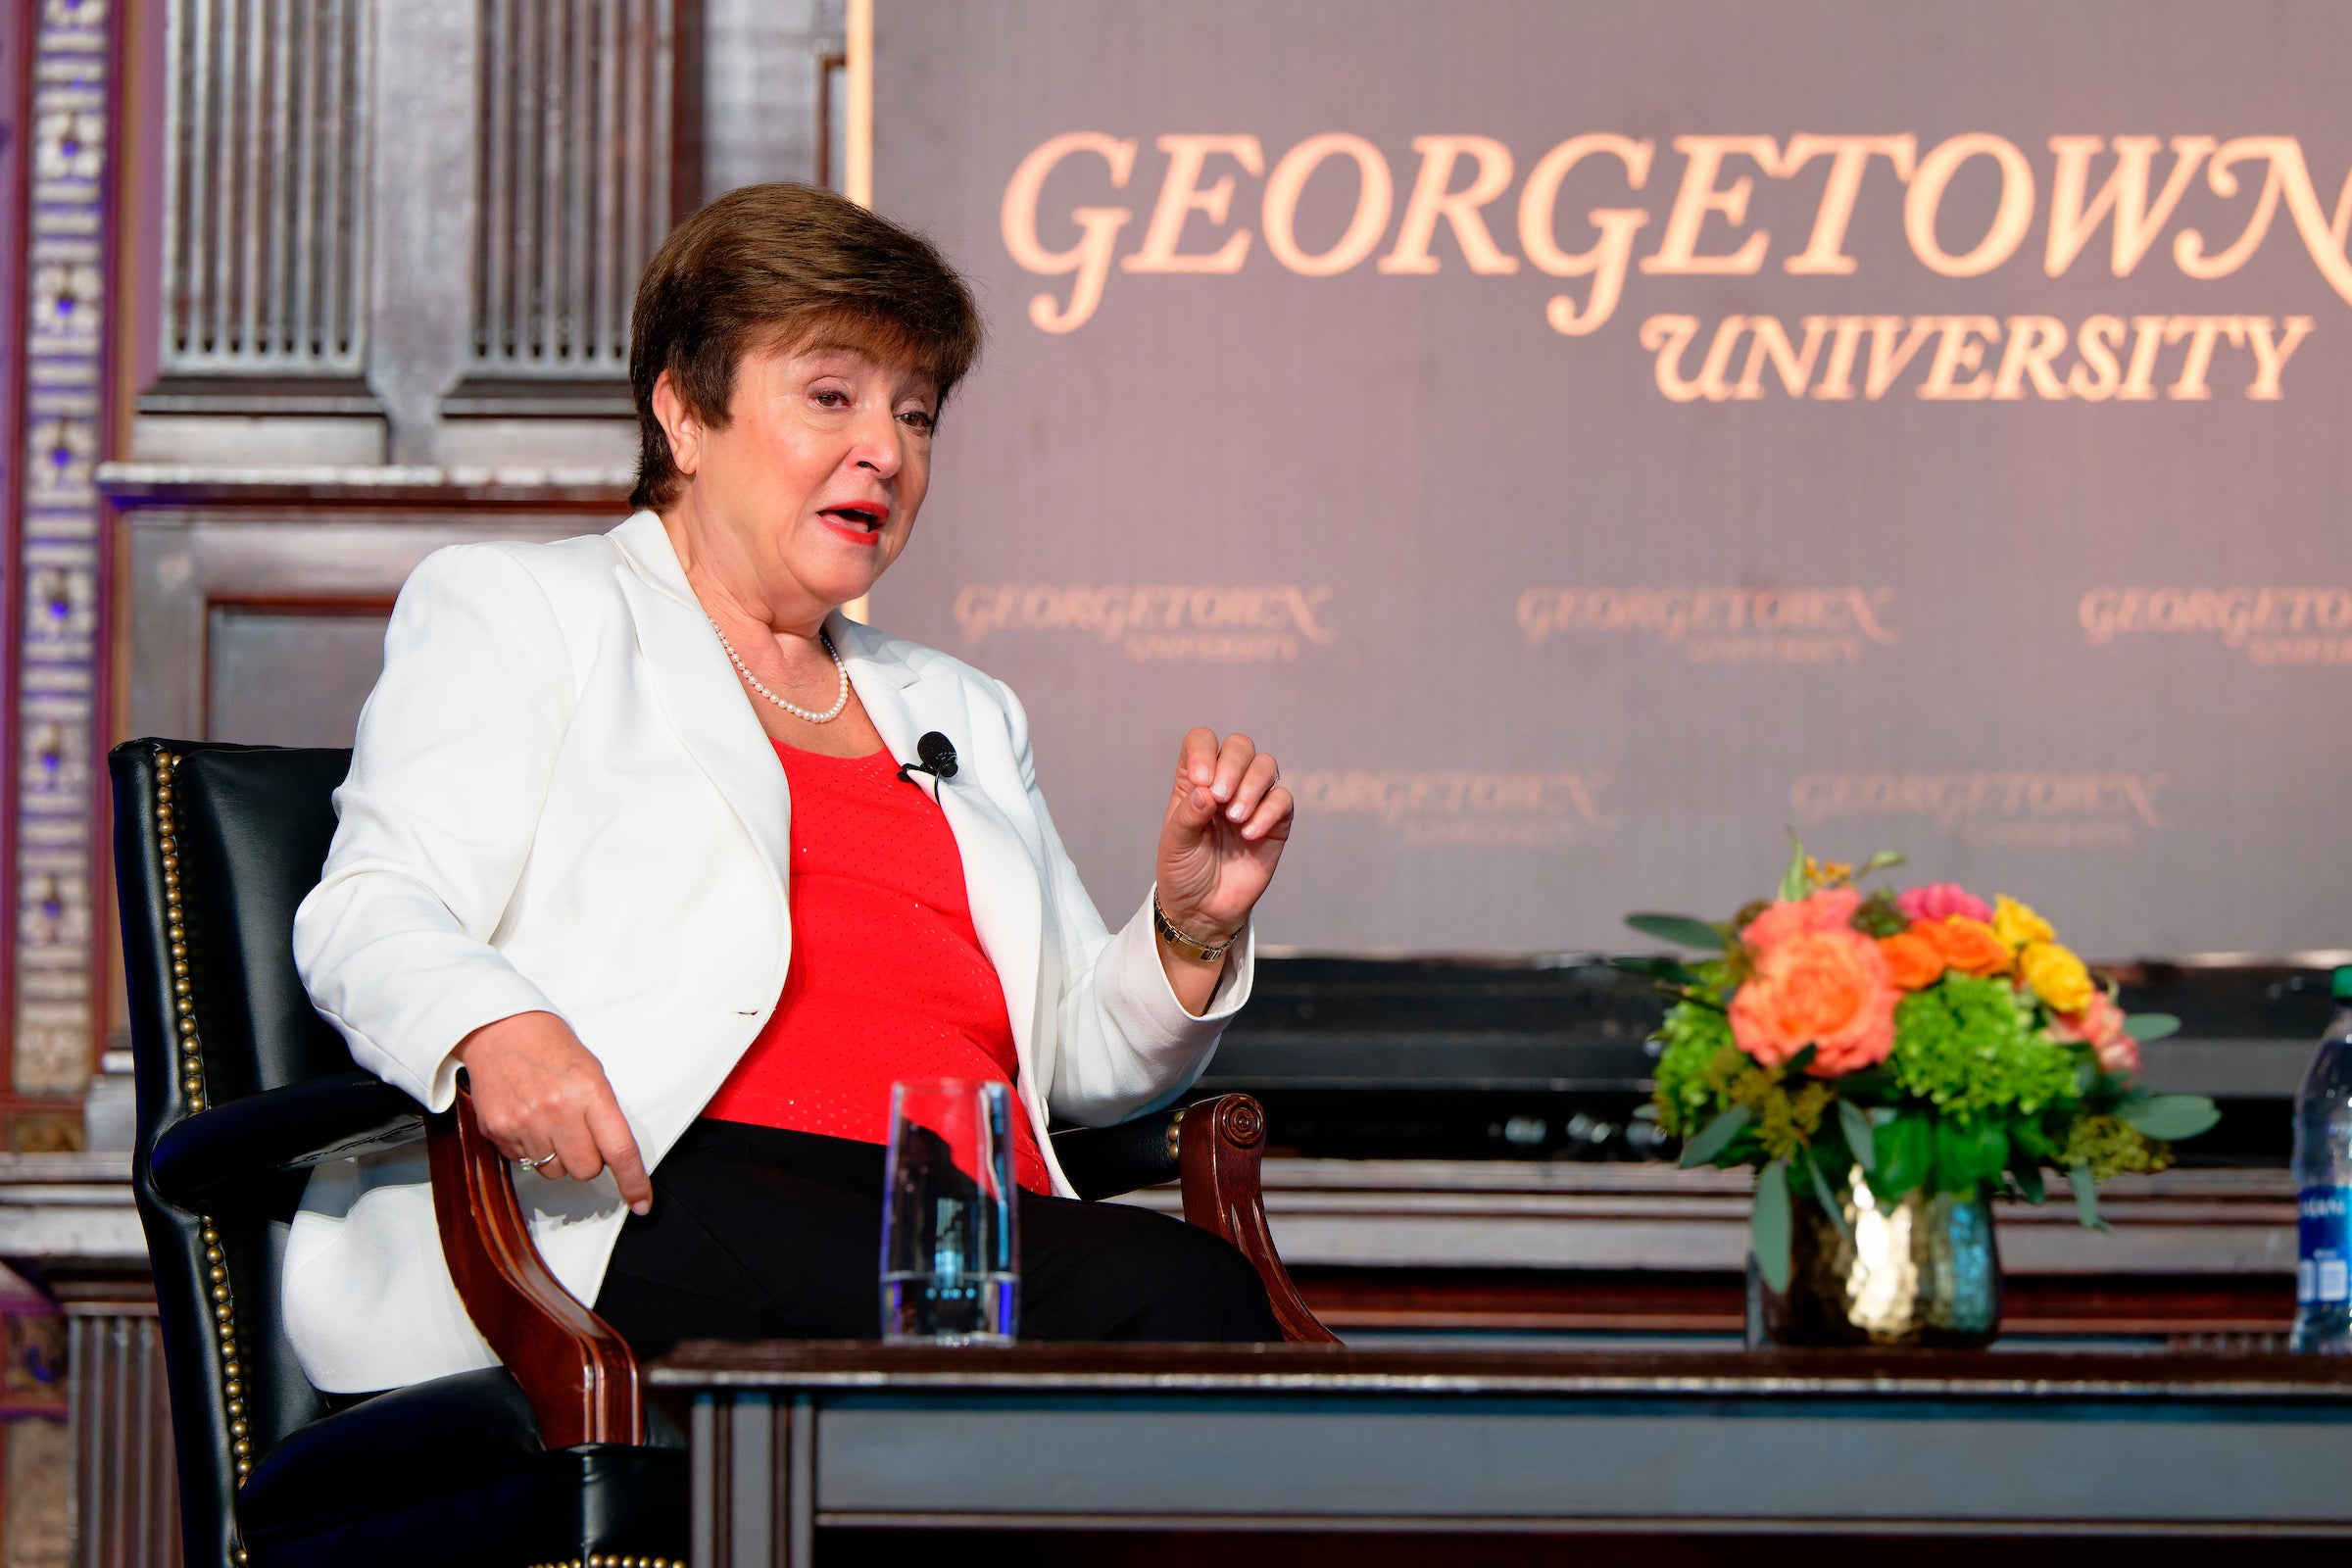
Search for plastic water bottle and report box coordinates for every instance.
[2292,966,2352,1352]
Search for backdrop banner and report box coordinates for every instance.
[872,0,2350,957]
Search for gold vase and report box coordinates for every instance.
[1761,1172,2002,1348]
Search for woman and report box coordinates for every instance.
[284,183,1293,1394]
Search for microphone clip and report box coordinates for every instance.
[898,731,960,786]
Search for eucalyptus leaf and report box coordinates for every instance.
[1679,1104,1752,1168]
[1625,913,1727,952]
[2124,1012,2182,1043]
[1856,850,1907,881]
[1752,1159,1793,1293]
[1607,955,1704,987]
[2013,1160,2046,1205]
[2069,1163,2113,1233]
[1780,829,1809,903]
[2121,1094,2222,1141]
[1805,1153,1855,1246]
[1837,1099,1877,1172]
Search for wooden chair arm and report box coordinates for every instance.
[1175,1094,1340,1344]
[425,1077,644,1446]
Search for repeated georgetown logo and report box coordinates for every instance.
[1517,585,1897,663]
[1291,768,1612,847]
[954,584,1336,663]
[1791,770,2167,850]
[2080,586,2352,665]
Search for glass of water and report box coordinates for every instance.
[881,1078,1019,1345]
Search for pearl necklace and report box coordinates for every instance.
[709,619,850,723]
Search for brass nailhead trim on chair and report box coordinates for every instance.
[156,755,252,1563]
[156,754,209,1114]
[526,1556,685,1567]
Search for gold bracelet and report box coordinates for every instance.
[1152,891,1238,963]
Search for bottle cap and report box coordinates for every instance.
[2335,965,2352,1002]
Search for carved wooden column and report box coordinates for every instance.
[137,0,378,466]
[0,1152,169,1568]
[64,1277,179,1568]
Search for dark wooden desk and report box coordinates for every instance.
[651,1341,2352,1564]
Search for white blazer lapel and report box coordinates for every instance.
[607,514,792,884]
[838,621,1046,1066]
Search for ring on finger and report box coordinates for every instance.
[517,1152,558,1171]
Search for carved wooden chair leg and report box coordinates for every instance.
[425,1077,645,1446]
[1175,1094,1341,1344]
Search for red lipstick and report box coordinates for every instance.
[817,500,889,546]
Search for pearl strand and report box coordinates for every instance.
[709,619,850,723]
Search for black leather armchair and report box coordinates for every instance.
[112,739,1330,1568]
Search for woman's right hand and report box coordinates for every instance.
[453,1011,654,1215]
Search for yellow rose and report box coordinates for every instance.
[2019,941,2095,1013]
[1993,895,2055,951]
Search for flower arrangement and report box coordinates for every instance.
[1625,840,2219,1291]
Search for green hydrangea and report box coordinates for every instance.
[1892,974,2079,1118]
[1651,1001,1734,1135]
[1651,1004,1830,1159]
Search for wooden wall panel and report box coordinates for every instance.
[121,502,604,743]
[203,605,392,748]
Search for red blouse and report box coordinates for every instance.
[701,740,1053,1196]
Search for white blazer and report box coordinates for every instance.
[284,511,1252,1393]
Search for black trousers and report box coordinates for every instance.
[594,1118,1282,1356]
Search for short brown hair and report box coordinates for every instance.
[627,183,983,511]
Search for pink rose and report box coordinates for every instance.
[1895,882,1993,926]
[2054,991,2138,1076]
[1740,888,1864,958]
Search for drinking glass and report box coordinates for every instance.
[880,1078,1019,1344]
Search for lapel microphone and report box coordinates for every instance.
[897,731,959,786]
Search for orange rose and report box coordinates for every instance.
[1729,927,1899,1076]
[1740,888,1864,958]
[1924,915,2013,978]
[1878,928,1946,991]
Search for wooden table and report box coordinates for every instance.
[650,1341,2352,1564]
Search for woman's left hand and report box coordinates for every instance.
[1155,728,1293,951]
